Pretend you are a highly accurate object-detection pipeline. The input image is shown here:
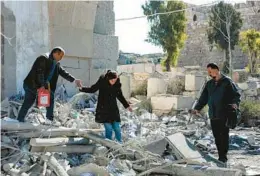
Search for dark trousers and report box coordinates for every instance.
[210,118,230,162]
[17,84,54,122]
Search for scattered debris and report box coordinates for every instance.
[1,74,260,175]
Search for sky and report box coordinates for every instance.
[114,0,246,55]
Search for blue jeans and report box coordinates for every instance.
[17,84,54,122]
[104,122,122,143]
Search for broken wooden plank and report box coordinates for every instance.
[31,145,96,153]
[165,132,207,164]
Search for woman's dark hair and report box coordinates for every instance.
[105,70,118,80]
[207,63,219,70]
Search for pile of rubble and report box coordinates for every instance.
[1,68,260,176]
[1,89,260,176]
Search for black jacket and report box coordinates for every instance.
[24,53,75,91]
[194,74,241,119]
[80,75,129,123]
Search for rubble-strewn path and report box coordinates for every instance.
[1,92,260,176]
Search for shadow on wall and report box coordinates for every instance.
[1,2,17,99]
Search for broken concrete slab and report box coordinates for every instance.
[120,75,131,99]
[237,82,248,90]
[185,74,206,91]
[165,132,207,164]
[168,164,242,176]
[151,94,194,113]
[143,138,168,156]
[67,163,109,176]
[30,137,90,147]
[30,145,96,153]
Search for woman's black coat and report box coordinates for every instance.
[80,75,129,123]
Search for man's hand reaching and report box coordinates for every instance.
[190,109,200,115]
[74,79,82,88]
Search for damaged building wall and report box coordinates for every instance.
[48,1,97,96]
[49,1,118,95]
[90,1,119,85]
[1,1,118,97]
[1,1,49,96]
[178,1,260,69]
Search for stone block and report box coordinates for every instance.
[132,64,145,73]
[48,1,75,27]
[151,95,194,112]
[71,1,97,30]
[51,26,93,58]
[237,83,248,90]
[147,78,167,97]
[183,91,199,98]
[93,34,118,61]
[185,74,206,91]
[49,1,97,30]
[91,58,117,70]
[165,132,207,163]
[244,89,258,96]
[94,1,115,35]
[119,75,131,99]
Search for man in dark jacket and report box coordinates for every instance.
[79,70,132,143]
[192,63,241,163]
[17,47,82,122]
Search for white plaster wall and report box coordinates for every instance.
[3,1,49,93]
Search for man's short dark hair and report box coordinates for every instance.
[51,46,65,55]
[207,63,219,70]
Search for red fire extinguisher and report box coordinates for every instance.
[37,84,51,107]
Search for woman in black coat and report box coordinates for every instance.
[79,70,132,143]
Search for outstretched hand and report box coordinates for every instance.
[127,106,133,112]
[74,79,82,88]
[189,109,200,115]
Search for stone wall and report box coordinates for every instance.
[178,1,260,69]
[2,1,49,95]
[1,1,118,97]
[117,63,162,74]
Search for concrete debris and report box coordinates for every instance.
[1,90,260,175]
[107,159,136,176]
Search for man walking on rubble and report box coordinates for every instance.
[17,47,82,123]
[191,63,241,164]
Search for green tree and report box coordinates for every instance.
[239,29,260,74]
[207,1,243,75]
[142,1,187,71]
